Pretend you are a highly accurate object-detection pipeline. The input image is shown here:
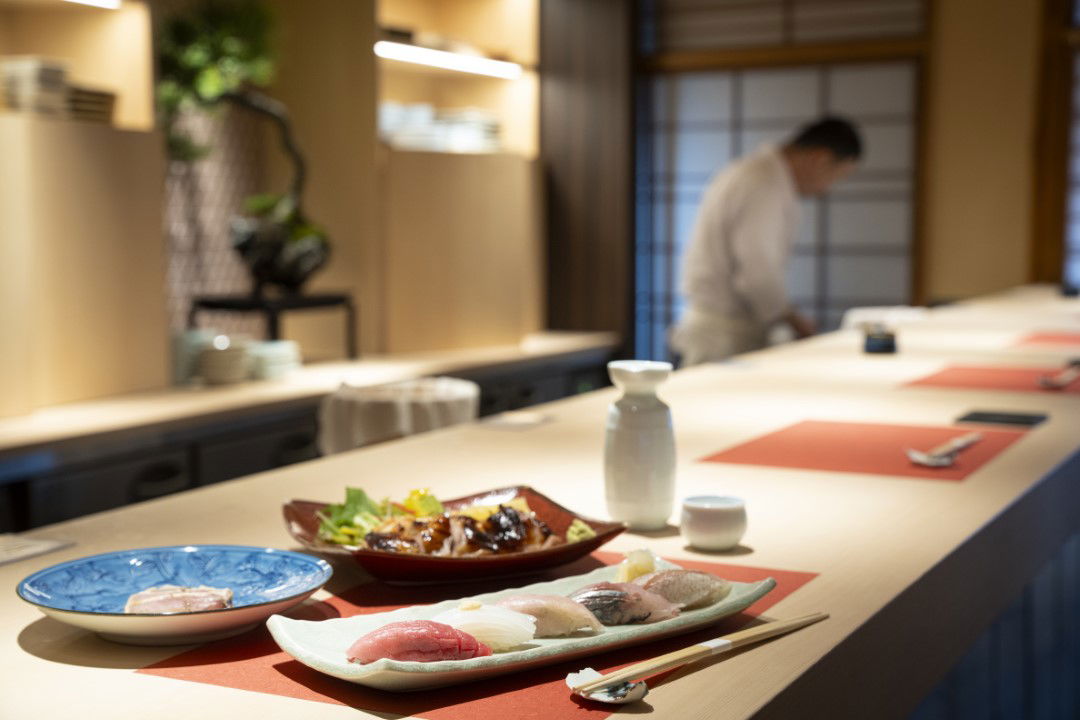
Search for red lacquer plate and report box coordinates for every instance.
[282,486,626,583]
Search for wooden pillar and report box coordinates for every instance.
[540,0,634,348]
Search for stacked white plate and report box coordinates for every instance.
[198,337,252,385]
[249,340,301,380]
[2,57,67,117]
[67,85,115,124]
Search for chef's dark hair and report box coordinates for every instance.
[788,117,862,160]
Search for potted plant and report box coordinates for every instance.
[157,0,329,296]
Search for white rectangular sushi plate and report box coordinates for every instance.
[266,558,775,691]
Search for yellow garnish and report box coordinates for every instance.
[404,488,444,517]
[615,549,656,582]
[453,497,532,522]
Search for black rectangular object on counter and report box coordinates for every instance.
[955,410,1049,428]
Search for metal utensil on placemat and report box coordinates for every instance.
[566,613,828,705]
[906,431,983,468]
[1038,359,1080,390]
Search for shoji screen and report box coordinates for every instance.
[1066,55,1080,288]
[636,62,917,359]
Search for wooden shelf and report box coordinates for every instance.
[377,54,524,80]
[376,0,538,157]
[0,0,154,130]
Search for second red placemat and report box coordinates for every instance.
[906,365,1080,394]
[138,552,817,720]
[701,420,1026,481]
[1014,332,1080,347]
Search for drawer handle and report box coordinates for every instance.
[128,462,187,502]
[274,434,318,466]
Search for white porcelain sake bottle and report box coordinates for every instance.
[604,360,676,530]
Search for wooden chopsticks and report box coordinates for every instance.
[571,612,828,695]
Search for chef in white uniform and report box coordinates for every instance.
[671,117,862,365]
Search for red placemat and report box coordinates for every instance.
[1014,332,1080,347]
[905,365,1080,394]
[701,420,1026,481]
[138,552,816,719]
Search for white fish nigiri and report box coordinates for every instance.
[124,585,232,614]
[431,600,535,652]
[494,594,604,637]
[632,570,731,609]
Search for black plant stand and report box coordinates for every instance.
[188,293,358,358]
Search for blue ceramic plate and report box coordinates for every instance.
[17,545,332,645]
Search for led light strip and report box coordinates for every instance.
[63,0,122,8]
[374,40,522,80]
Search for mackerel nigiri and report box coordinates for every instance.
[495,594,604,637]
[632,570,731,610]
[568,582,680,625]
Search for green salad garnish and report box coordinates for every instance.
[316,487,443,544]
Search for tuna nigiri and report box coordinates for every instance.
[632,570,732,610]
[346,620,492,664]
[494,594,604,637]
[568,582,680,625]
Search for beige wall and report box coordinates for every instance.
[381,150,543,352]
[380,0,537,65]
[0,116,168,414]
[0,115,35,417]
[922,0,1041,302]
[0,0,154,130]
[264,0,380,358]
[0,10,12,56]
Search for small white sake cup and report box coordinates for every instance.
[680,495,747,551]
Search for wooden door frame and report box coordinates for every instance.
[1031,0,1075,284]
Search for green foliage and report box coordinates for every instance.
[157,0,275,161]
[316,488,390,544]
[242,192,327,246]
[243,192,284,218]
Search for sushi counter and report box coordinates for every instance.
[3,285,1080,719]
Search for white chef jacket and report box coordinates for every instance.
[671,144,799,364]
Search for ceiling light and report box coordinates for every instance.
[63,0,122,8]
[374,41,522,80]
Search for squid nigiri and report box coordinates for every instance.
[346,620,492,664]
[632,570,731,610]
[431,600,536,651]
[568,582,680,625]
[494,594,604,637]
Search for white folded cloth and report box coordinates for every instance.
[318,377,480,455]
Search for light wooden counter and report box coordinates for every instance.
[0,331,618,458]
[2,287,1079,719]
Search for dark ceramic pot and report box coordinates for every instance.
[231,215,330,295]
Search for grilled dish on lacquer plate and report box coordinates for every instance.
[282,485,627,581]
